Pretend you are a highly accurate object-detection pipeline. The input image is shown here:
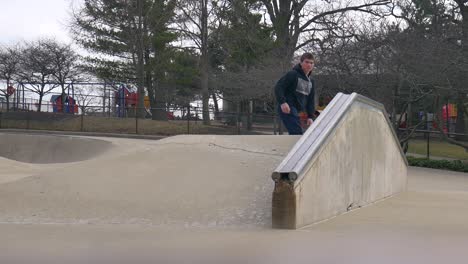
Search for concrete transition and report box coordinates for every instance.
[0,134,298,227]
[272,93,408,229]
[0,133,113,164]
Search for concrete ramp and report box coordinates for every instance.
[0,133,113,164]
[272,93,408,229]
[0,135,299,228]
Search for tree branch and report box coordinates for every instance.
[300,0,390,32]
[260,0,276,24]
[179,5,202,33]
[295,38,322,51]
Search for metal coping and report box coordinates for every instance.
[272,92,408,185]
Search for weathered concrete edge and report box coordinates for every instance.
[0,129,167,141]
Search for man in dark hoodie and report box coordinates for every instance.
[275,53,315,135]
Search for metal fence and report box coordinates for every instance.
[1,100,467,160]
[0,102,284,136]
[398,128,468,161]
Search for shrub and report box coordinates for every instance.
[407,156,468,173]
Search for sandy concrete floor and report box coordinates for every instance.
[0,134,299,227]
[1,133,468,263]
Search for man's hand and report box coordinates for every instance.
[307,118,313,126]
[280,103,290,114]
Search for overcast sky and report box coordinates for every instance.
[0,0,82,45]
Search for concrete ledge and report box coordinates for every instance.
[0,128,166,140]
[272,93,408,229]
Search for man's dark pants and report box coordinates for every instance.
[278,106,303,135]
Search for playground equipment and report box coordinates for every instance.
[115,84,137,117]
[50,94,79,114]
[440,103,457,133]
[413,103,458,133]
[114,84,151,117]
[114,83,175,119]
[6,86,15,96]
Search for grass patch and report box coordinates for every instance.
[408,139,468,160]
[82,116,240,135]
[407,156,468,173]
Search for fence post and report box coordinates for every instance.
[426,131,430,159]
[425,112,430,159]
[26,110,30,130]
[108,93,112,118]
[248,100,253,131]
[80,107,84,132]
[0,111,2,129]
[236,111,241,135]
[135,109,139,134]
[187,105,191,134]
[271,114,275,135]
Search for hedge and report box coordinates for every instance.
[407,156,468,173]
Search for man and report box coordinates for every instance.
[275,53,315,135]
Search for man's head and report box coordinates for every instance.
[300,52,315,75]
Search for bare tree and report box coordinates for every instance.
[17,39,59,112]
[299,0,468,148]
[175,0,221,125]
[46,40,82,113]
[390,0,468,142]
[74,85,100,115]
[258,0,391,71]
[0,45,20,111]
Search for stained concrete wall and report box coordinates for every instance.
[273,95,408,229]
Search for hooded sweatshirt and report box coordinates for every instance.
[274,64,315,118]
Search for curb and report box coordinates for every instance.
[0,129,167,140]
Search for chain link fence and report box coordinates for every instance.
[1,99,466,160]
[397,127,468,161]
[0,102,286,136]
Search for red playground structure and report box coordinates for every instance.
[50,95,79,114]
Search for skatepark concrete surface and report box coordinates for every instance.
[1,132,468,263]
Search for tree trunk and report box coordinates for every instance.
[212,93,219,120]
[5,79,11,112]
[454,5,468,141]
[270,1,298,72]
[61,84,66,113]
[148,78,167,121]
[407,86,412,131]
[461,5,468,61]
[274,29,295,73]
[393,74,404,130]
[201,0,210,125]
[38,93,43,112]
[247,99,253,131]
[5,95,10,112]
[102,83,107,114]
[136,0,146,119]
